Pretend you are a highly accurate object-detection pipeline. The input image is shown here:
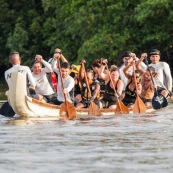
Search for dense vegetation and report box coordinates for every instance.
[0,0,173,70]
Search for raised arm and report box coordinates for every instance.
[136,53,147,74]
[35,55,52,73]
[98,59,109,82]
[123,61,135,79]
[78,60,86,80]
[54,48,67,62]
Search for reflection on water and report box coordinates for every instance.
[0,105,173,173]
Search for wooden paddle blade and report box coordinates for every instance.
[0,102,15,117]
[133,96,147,113]
[152,92,168,110]
[115,100,129,114]
[60,101,77,120]
[88,101,101,116]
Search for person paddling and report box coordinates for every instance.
[76,60,100,108]
[136,53,156,108]
[52,48,75,105]
[122,60,142,108]
[31,55,57,103]
[119,51,146,91]
[148,49,172,98]
[99,59,124,109]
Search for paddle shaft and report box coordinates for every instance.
[144,58,156,89]
[82,63,92,98]
[133,65,139,98]
[57,58,67,103]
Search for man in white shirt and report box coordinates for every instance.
[119,51,147,90]
[149,49,172,97]
[32,55,57,103]
[5,51,35,88]
[52,49,75,105]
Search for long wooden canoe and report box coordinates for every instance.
[5,72,155,120]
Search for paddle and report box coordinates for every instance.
[81,62,101,116]
[154,77,172,97]
[0,101,15,117]
[105,63,129,114]
[132,65,147,113]
[145,57,168,109]
[57,58,77,120]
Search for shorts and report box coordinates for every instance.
[79,98,100,108]
[141,97,152,103]
[100,98,116,108]
[43,93,57,103]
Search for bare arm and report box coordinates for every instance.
[91,83,100,100]
[116,80,124,96]
[123,61,135,79]
[136,53,147,74]
[78,60,85,80]
[98,59,109,82]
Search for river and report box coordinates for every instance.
[0,99,173,172]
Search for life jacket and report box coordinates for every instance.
[46,72,58,92]
[122,80,136,105]
[103,79,119,102]
[81,79,99,99]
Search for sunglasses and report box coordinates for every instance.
[54,51,62,54]
[132,75,140,79]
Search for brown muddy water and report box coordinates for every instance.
[0,89,173,173]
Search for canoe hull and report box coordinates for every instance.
[6,72,155,120]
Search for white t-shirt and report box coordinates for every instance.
[119,57,147,90]
[5,65,35,88]
[52,59,75,102]
[32,60,55,96]
[149,62,172,91]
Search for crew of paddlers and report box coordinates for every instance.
[4,48,173,110]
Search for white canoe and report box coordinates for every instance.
[6,72,155,120]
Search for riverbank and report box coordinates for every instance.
[0,80,8,100]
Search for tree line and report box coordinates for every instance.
[0,0,173,73]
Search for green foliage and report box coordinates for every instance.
[0,0,173,67]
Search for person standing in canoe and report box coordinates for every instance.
[5,51,35,89]
[148,49,172,98]
[99,59,124,109]
[52,48,75,105]
[122,60,142,108]
[2,51,36,117]
[31,55,57,103]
